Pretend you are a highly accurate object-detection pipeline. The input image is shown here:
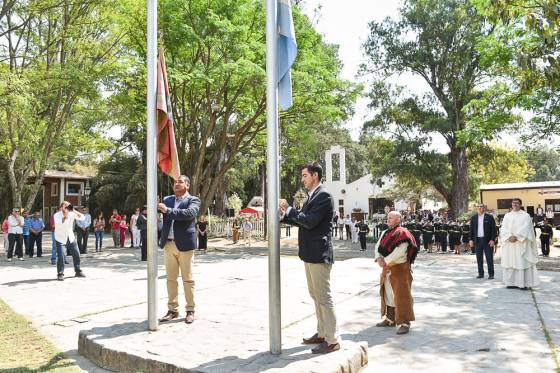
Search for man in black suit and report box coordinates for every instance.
[280,162,340,355]
[469,203,497,279]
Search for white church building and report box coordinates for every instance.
[322,145,442,220]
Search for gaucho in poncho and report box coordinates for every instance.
[374,211,418,335]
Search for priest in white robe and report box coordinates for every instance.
[499,198,539,289]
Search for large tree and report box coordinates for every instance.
[114,0,358,211]
[362,0,516,217]
[0,0,118,210]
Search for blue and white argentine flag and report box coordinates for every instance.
[277,0,297,110]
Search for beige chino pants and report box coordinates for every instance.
[164,241,195,312]
[304,262,339,345]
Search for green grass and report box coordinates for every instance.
[531,290,560,373]
[0,299,80,373]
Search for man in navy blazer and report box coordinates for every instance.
[158,175,201,324]
[469,203,497,279]
[280,162,340,355]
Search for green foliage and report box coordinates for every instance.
[89,155,145,217]
[0,0,119,209]
[472,0,560,136]
[362,0,516,216]
[112,0,358,211]
[226,193,243,215]
[470,144,533,184]
[522,147,560,182]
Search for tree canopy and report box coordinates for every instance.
[362,0,517,216]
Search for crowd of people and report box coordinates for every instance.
[1,203,209,278]
[331,206,555,260]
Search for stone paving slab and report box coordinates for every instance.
[0,234,559,372]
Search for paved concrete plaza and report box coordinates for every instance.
[0,233,559,372]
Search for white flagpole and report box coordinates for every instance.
[146,0,159,331]
[266,0,281,355]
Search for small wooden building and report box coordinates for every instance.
[40,170,93,229]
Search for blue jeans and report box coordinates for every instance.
[95,231,104,251]
[56,239,81,275]
[51,232,67,264]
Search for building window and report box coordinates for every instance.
[332,153,340,181]
[497,199,513,209]
[51,183,58,197]
[339,199,344,206]
[66,182,82,196]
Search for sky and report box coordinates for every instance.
[298,0,532,152]
[300,0,428,138]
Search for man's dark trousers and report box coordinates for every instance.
[345,225,351,240]
[28,233,43,257]
[476,238,494,277]
[140,231,147,261]
[359,235,367,251]
[23,234,29,256]
[7,233,23,259]
[541,238,550,256]
[76,228,89,254]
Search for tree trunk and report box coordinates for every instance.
[449,147,469,218]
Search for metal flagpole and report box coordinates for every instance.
[265,0,281,355]
[146,0,159,331]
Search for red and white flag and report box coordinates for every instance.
[156,49,181,180]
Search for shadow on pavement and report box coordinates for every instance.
[1,278,59,286]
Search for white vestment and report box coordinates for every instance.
[500,210,539,288]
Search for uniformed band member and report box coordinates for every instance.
[439,221,449,252]
[411,220,422,251]
[434,221,442,252]
[358,220,370,251]
[376,220,389,239]
[448,221,462,255]
[461,221,470,254]
[421,219,434,252]
[539,218,554,257]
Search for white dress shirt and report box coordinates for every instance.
[477,214,485,238]
[8,215,24,234]
[167,192,190,240]
[54,211,85,244]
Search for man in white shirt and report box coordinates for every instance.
[344,215,352,240]
[75,207,91,254]
[7,208,24,262]
[546,208,554,220]
[54,201,86,281]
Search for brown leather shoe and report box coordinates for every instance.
[159,310,179,322]
[311,341,340,354]
[302,333,325,345]
[396,324,410,335]
[376,319,396,327]
[185,311,195,324]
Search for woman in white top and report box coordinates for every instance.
[351,218,359,244]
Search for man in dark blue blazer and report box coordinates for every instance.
[469,203,497,279]
[280,162,340,354]
[157,175,201,324]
